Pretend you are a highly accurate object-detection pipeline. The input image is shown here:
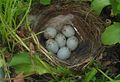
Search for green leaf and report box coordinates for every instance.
[107,80,120,82]
[9,52,54,75]
[91,0,110,15]
[101,22,120,45]
[40,0,51,5]
[70,80,75,82]
[0,57,4,67]
[83,68,97,82]
[59,79,75,82]
[13,64,34,74]
[115,74,120,80]
[56,66,72,76]
[32,55,54,74]
[110,0,120,15]
[15,1,29,17]
[9,52,32,66]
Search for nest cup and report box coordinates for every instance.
[29,3,104,70]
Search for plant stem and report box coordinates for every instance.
[96,68,113,81]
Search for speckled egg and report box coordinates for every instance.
[44,27,57,39]
[46,39,59,53]
[57,47,71,60]
[55,33,66,47]
[62,25,75,37]
[67,36,78,51]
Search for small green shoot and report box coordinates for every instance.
[83,68,97,82]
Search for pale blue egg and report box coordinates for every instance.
[57,47,71,60]
[44,27,57,39]
[55,33,66,47]
[67,36,78,51]
[62,25,75,37]
[46,39,59,53]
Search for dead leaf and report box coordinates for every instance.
[17,31,25,38]
[29,42,35,55]
[14,74,25,82]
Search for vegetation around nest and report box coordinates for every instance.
[0,0,120,82]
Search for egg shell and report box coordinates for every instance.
[46,39,59,53]
[55,33,66,47]
[57,47,71,60]
[44,27,57,39]
[62,25,75,37]
[67,36,78,51]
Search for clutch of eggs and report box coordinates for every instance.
[44,25,79,60]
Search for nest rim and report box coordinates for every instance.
[29,3,104,70]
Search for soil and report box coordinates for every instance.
[102,44,120,77]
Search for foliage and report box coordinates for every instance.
[110,0,120,15]
[83,67,115,82]
[40,0,51,5]
[91,0,120,45]
[101,22,120,45]
[56,66,73,77]
[83,68,97,82]
[49,66,75,82]
[91,0,120,82]
[0,0,120,81]
[0,49,5,63]
[9,52,54,75]
[0,0,32,51]
[0,0,50,51]
[91,0,120,15]
[91,0,110,15]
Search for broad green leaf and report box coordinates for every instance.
[83,68,97,82]
[13,64,34,74]
[110,0,120,15]
[32,55,54,74]
[9,52,54,75]
[40,0,51,5]
[9,52,32,66]
[14,63,50,75]
[101,22,120,45]
[91,0,110,15]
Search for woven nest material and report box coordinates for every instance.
[29,3,104,70]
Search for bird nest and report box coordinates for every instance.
[29,3,104,70]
